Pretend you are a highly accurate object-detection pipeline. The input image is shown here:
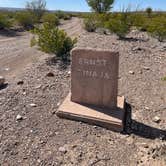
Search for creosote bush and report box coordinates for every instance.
[15,11,35,29]
[105,13,130,38]
[84,14,102,32]
[42,13,59,26]
[55,11,71,20]
[0,14,12,29]
[147,16,166,42]
[31,23,77,60]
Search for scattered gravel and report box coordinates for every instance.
[0,26,165,165]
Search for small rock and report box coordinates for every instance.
[153,116,161,123]
[129,71,135,75]
[141,143,149,149]
[59,146,67,153]
[16,114,23,121]
[0,76,5,86]
[143,66,150,70]
[57,102,61,106]
[145,106,150,110]
[4,68,10,71]
[17,80,24,85]
[138,70,143,74]
[35,85,42,89]
[23,92,26,95]
[68,71,71,75]
[29,103,37,107]
[132,47,143,51]
[46,72,55,77]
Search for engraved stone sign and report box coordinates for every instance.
[57,48,126,132]
[71,48,119,108]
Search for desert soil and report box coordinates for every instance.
[0,18,166,166]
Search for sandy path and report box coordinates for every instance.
[0,31,48,78]
[59,17,85,38]
[0,17,83,78]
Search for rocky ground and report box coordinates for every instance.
[0,19,166,165]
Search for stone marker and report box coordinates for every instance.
[57,48,126,132]
[71,48,119,108]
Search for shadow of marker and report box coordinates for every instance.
[0,83,8,90]
[124,103,166,140]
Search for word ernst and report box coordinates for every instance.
[79,58,107,66]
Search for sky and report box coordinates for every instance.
[0,0,166,12]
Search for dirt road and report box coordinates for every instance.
[0,17,83,78]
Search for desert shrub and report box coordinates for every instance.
[86,0,114,13]
[129,14,149,31]
[63,14,71,20]
[42,13,59,26]
[56,10,65,19]
[55,11,71,20]
[0,14,12,29]
[146,7,152,18]
[105,13,130,38]
[147,16,166,42]
[84,14,98,32]
[31,23,77,60]
[161,76,166,81]
[26,0,46,22]
[15,11,34,29]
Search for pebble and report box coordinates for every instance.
[153,116,161,123]
[35,85,42,89]
[59,146,67,153]
[129,71,135,75]
[143,66,150,70]
[0,76,5,86]
[29,103,37,107]
[57,102,61,106]
[16,114,23,121]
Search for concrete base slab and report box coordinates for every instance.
[57,93,126,132]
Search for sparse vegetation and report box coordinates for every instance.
[15,11,34,29]
[56,10,71,20]
[31,23,77,60]
[26,0,46,23]
[42,13,59,27]
[86,0,114,13]
[146,7,152,18]
[105,13,130,38]
[84,14,98,32]
[161,76,166,81]
[147,16,166,42]
[0,13,12,29]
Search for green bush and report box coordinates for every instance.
[105,14,130,38]
[146,7,152,18]
[31,23,77,60]
[55,11,71,20]
[147,16,166,42]
[129,14,146,30]
[84,14,98,32]
[15,11,34,28]
[63,14,71,20]
[0,14,12,29]
[42,13,59,26]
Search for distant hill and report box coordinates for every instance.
[0,7,89,14]
[0,7,25,12]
